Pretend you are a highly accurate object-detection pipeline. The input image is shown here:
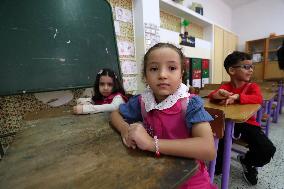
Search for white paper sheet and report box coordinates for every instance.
[115,7,132,23]
[123,76,138,91]
[121,60,138,74]
[117,40,135,56]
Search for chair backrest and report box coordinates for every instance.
[188,86,200,95]
[205,107,225,139]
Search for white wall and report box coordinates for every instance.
[182,0,232,30]
[232,0,284,51]
[133,0,160,92]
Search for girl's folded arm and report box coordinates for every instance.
[151,122,216,161]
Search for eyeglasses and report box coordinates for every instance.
[232,64,255,70]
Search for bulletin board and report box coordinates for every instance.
[0,0,121,96]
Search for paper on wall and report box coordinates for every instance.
[121,60,138,74]
[115,7,132,23]
[117,40,135,56]
[144,23,160,51]
[123,76,138,91]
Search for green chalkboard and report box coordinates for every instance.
[0,0,121,96]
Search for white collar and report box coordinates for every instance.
[141,83,189,112]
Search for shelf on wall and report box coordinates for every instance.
[159,28,211,59]
[250,50,264,54]
[159,0,213,27]
[182,45,211,59]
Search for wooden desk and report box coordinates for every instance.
[204,99,261,189]
[198,89,214,98]
[203,84,221,90]
[0,111,198,189]
[204,99,261,123]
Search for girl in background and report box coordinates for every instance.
[73,68,127,114]
[110,43,217,189]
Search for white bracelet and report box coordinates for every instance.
[154,136,160,158]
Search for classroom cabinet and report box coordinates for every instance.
[223,29,238,81]
[246,35,284,81]
[213,25,238,83]
[264,35,284,80]
[246,38,266,81]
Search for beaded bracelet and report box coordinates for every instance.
[154,136,160,158]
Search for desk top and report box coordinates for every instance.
[0,111,197,189]
[198,89,214,98]
[204,99,261,123]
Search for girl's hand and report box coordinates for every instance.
[121,127,136,149]
[128,123,154,151]
[73,105,83,114]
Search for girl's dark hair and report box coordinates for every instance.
[142,43,185,80]
[92,68,126,102]
[224,51,252,73]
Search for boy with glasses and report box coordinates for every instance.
[208,51,276,186]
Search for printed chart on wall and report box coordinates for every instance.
[144,23,160,51]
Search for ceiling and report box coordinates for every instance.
[221,0,258,9]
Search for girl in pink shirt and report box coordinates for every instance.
[110,43,217,189]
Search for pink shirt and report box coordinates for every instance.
[140,97,217,189]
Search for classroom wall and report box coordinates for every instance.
[232,0,284,51]
[181,0,232,30]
